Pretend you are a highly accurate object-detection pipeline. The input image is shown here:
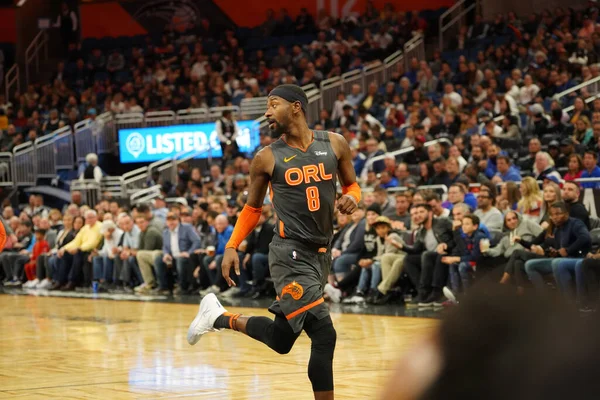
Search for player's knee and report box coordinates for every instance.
[306,316,337,354]
[272,337,295,355]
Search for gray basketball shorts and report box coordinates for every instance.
[267,236,331,333]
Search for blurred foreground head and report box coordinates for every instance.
[381,286,600,400]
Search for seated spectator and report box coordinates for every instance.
[399,203,455,307]
[91,220,123,292]
[425,191,451,218]
[524,202,590,292]
[517,177,543,223]
[325,204,381,303]
[156,212,201,295]
[57,210,102,291]
[443,214,486,301]
[113,214,142,292]
[236,209,274,299]
[329,205,366,285]
[572,116,593,148]
[22,228,50,288]
[199,214,234,295]
[389,192,411,230]
[491,155,521,183]
[474,190,504,232]
[564,154,584,182]
[534,151,562,182]
[539,182,562,230]
[482,211,543,278]
[358,216,404,305]
[373,186,396,218]
[561,181,590,229]
[133,214,163,294]
[580,150,600,188]
[442,183,476,211]
[1,220,34,286]
[517,138,541,173]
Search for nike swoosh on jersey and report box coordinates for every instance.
[284,155,297,163]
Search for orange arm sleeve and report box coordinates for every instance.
[226,205,262,250]
[342,182,362,204]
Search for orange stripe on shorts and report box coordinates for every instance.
[286,297,325,320]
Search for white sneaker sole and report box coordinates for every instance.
[443,286,457,304]
[187,293,226,346]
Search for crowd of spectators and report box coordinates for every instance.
[5,4,600,312]
[0,2,423,156]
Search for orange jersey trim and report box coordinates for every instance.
[279,219,285,238]
[286,297,325,320]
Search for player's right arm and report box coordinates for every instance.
[221,147,274,287]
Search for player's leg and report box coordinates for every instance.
[186,293,301,353]
[302,313,336,400]
[214,312,301,354]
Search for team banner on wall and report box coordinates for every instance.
[118,120,260,163]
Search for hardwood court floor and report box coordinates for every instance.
[0,295,437,400]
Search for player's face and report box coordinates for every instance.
[265,96,292,139]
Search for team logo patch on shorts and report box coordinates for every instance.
[281,281,304,300]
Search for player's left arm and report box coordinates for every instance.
[329,132,361,215]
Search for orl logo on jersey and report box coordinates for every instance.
[281,281,304,300]
[292,250,297,260]
[314,151,328,156]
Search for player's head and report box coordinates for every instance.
[265,84,308,139]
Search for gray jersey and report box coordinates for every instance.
[269,131,338,246]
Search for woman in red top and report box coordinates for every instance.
[563,153,584,182]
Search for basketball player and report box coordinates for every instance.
[187,84,360,399]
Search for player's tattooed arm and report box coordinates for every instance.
[329,132,360,215]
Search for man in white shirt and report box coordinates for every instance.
[114,214,141,291]
[443,83,463,107]
[518,74,540,105]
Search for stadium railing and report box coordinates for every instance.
[240,35,424,120]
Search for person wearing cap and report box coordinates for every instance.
[365,216,405,305]
[155,212,201,295]
[560,138,576,168]
[527,103,549,137]
[546,140,562,170]
[91,220,123,292]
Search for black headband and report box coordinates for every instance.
[268,85,308,114]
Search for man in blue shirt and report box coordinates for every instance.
[581,151,600,189]
[492,155,522,183]
[201,214,235,295]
